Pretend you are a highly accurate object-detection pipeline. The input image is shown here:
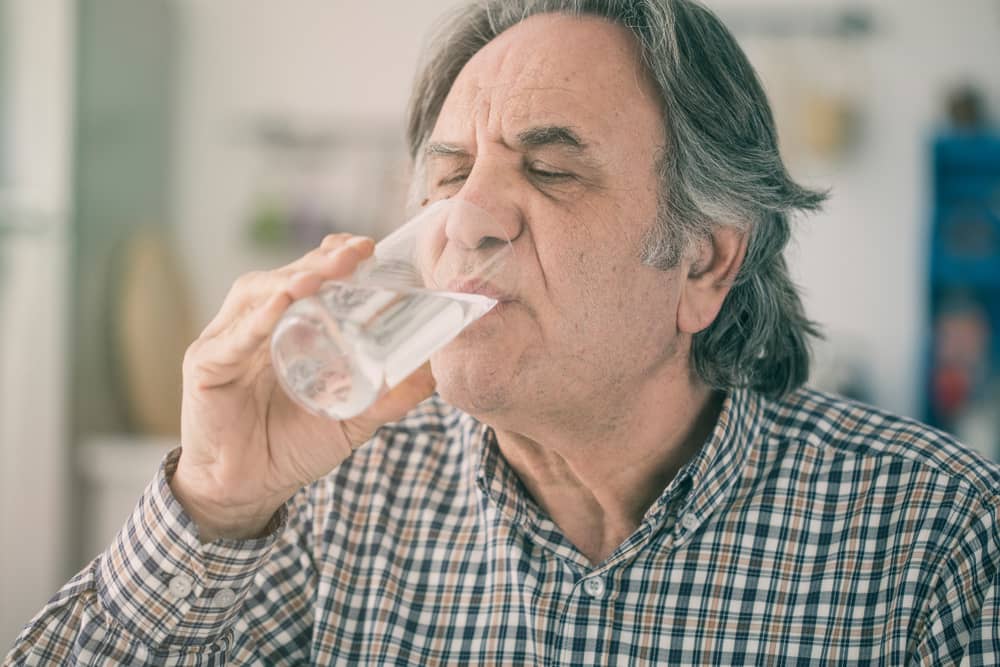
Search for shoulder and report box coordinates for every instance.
[761,387,1000,506]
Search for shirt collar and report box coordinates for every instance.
[467,418,538,528]
[646,387,763,536]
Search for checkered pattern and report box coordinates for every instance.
[6,387,999,665]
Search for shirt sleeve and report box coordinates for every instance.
[912,494,1000,666]
[3,447,319,665]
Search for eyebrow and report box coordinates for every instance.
[424,125,589,160]
[424,142,470,159]
[516,125,587,151]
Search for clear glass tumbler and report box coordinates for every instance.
[270,199,514,420]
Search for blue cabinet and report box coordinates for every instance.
[924,133,1000,458]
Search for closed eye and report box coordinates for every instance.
[528,165,574,181]
[438,173,469,187]
[436,165,575,188]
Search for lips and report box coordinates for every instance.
[446,279,515,303]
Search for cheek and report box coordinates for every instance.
[571,260,682,354]
[525,196,669,329]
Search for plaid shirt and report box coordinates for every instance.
[6,387,1000,665]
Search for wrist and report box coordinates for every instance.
[168,460,284,543]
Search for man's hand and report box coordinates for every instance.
[172,234,436,542]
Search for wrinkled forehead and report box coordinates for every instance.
[432,13,664,146]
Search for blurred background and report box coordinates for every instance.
[2,0,999,648]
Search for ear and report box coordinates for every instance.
[676,226,749,335]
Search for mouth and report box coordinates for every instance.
[446,279,515,304]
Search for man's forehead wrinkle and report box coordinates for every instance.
[429,16,659,163]
[438,80,590,134]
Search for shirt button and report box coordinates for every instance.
[582,576,607,600]
[681,512,699,532]
[213,588,237,606]
[168,574,193,599]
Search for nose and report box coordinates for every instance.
[448,156,524,247]
[443,200,513,253]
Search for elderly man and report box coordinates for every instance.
[7,0,999,664]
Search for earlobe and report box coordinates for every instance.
[676,226,749,334]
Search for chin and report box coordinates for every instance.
[431,347,513,416]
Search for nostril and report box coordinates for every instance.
[476,236,506,251]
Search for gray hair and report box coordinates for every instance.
[406,0,827,399]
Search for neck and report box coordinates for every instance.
[490,370,723,566]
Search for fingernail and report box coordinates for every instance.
[347,236,372,249]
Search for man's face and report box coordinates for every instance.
[426,13,688,425]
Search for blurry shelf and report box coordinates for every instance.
[76,435,177,560]
[77,434,175,485]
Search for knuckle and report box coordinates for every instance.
[321,233,351,250]
[283,245,330,274]
[182,340,203,374]
[301,246,330,263]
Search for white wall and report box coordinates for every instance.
[0,0,73,650]
[2,0,74,213]
[170,0,1000,419]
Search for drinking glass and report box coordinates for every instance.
[271,198,514,419]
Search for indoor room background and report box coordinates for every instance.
[2,0,999,648]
